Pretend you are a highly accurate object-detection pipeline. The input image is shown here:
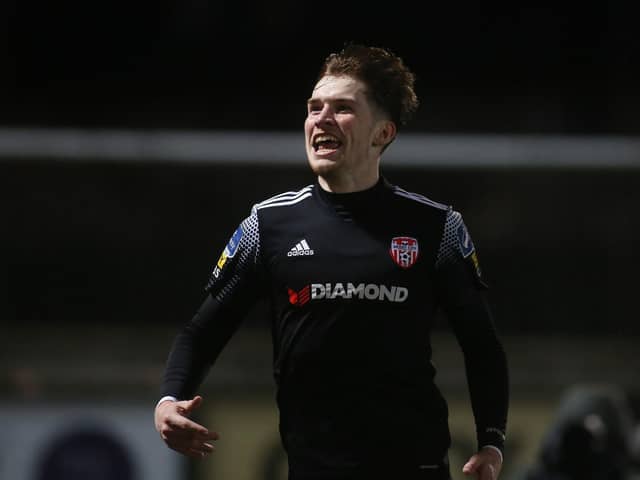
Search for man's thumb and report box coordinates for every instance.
[183,395,203,414]
[463,454,479,475]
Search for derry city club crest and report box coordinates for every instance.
[389,236,419,269]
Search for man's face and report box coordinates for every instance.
[304,75,383,180]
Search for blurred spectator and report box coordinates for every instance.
[522,384,636,480]
[36,427,134,480]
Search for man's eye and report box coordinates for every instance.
[337,105,352,112]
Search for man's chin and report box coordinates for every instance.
[307,157,339,176]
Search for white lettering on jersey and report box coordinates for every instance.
[310,283,408,303]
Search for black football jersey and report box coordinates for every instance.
[161,176,508,477]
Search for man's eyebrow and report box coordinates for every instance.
[307,97,356,104]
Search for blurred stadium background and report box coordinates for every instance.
[2,2,639,479]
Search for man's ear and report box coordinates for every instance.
[373,120,397,148]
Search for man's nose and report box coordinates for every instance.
[315,106,335,126]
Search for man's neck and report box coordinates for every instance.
[317,170,380,194]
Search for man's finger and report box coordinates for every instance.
[191,440,215,454]
[167,438,215,456]
[180,395,203,415]
[186,445,215,459]
[161,419,219,443]
[178,447,208,459]
[166,415,209,434]
[201,430,219,441]
[483,463,497,480]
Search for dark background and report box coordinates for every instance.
[2,5,640,479]
[2,2,639,334]
[2,2,639,133]
[2,162,639,335]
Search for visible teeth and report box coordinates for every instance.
[313,134,339,147]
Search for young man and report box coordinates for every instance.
[154,44,509,480]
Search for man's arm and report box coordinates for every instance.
[155,208,264,456]
[435,209,509,479]
[445,287,508,480]
[160,292,255,400]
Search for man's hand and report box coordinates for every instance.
[462,447,503,480]
[154,395,219,459]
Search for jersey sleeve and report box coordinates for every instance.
[160,207,265,400]
[435,208,510,454]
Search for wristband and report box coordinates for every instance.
[156,395,177,409]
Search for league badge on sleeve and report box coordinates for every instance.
[389,236,419,269]
[456,223,475,258]
[225,226,243,258]
[212,225,244,278]
[456,222,486,286]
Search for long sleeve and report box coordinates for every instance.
[435,208,509,453]
[160,207,264,400]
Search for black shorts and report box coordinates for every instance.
[288,456,451,480]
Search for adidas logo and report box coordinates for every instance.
[287,239,314,257]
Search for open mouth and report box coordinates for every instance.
[312,134,342,152]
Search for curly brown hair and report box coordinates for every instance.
[317,43,419,128]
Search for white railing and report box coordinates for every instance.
[0,128,639,168]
